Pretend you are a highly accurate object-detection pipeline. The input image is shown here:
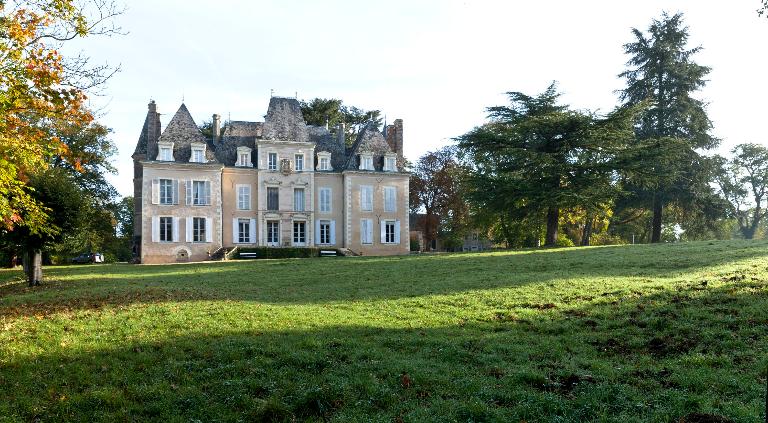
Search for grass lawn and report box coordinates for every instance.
[1,240,768,422]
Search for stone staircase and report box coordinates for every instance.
[209,246,235,261]
[337,248,361,257]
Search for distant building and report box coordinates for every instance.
[409,213,493,252]
[131,97,409,263]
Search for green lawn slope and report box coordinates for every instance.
[1,240,767,422]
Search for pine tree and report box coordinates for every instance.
[618,12,718,243]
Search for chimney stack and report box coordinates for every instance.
[212,114,221,143]
[336,122,345,147]
[386,119,404,158]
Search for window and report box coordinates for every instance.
[319,156,330,170]
[268,153,278,170]
[267,187,279,211]
[159,217,173,242]
[238,219,250,243]
[294,154,304,171]
[190,180,210,205]
[293,221,306,245]
[360,154,373,170]
[319,187,331,213]
[360,185,373,211]
[361,219,373,244]
[237,185,251,210]
[159,179,174,205]
[384,156,397,172]
[192,149,204,163]
[267,220,279,245]
[159,147,172,161]
[294,188,305,211]
[384,186,396,212]
[319,220,331,244]
[238,153,250,167]
[192,217,206,243]
[384,221,396,243]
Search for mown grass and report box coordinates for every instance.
[1,240,767,422]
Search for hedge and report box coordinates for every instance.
[235,247,322,259]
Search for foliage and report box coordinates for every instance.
[617,12,719,242]
[0,0,121,233]
[713,144,768,239]
[1,240,767,421]
[458,83,638,247]
[299,98,382,146]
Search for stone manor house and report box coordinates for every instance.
[131,97,409,263]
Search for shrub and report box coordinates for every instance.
[237,247,321,259]
[555,233,574,247]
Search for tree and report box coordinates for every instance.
[714,144,768,239]
[760,1,768,17]
[0,1,122,284]
[300,98,382,146]
[409,147,465,251]
[618,12,718,243]
[458,83,638,247]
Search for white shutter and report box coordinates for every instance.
[151,179,160,205]
[360,219,366,244]
[315,219,321,244]
[395,220,401,244]
[232,218,239,244]
[186,217,193,242]
[185,180,192,205]
[205,217,213,242]
[330,220,336,245]
[172,217,179,242]
[172,180,179,205]
[249,218,256,244]
[366,219,373,244]
[151,216,159,242]
[380,221,386,244]
[204,181,211,205]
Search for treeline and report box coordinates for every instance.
[410,13,765,249]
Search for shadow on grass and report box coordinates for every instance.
[1,280,766,422]
[1,240,768,316]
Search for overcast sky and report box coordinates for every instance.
[70,1,768,197]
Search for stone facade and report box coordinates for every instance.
[132,97,409,263]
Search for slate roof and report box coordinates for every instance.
[136,98,402,171]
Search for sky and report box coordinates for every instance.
[67,1,768,198]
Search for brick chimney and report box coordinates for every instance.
[336,122,345,148]
[212,114,221,143]
[385,119,403,158]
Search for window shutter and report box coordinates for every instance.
[367,219,373,244]
[360,220,366,244]
[185,180,192,205]
[249,218,256,244]
[186,217,193,242]
[206,217,213,242]
[315,219,321,244]
[330,220,336,245]
[232,218,239,244]
[172,217,179,242]
[151,179,160,205]
[204,181,211,205]
[172,180,179,204]
[395,220,401,244]
[151,216,159,242]
[380,220,386,243]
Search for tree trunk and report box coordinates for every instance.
[424,208,433,252]
[581,214,593,247]
[23,249,42,287]
[544,206,559,247]
[650,193,663,243]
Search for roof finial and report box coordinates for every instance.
[182,92,185,103]
[295,91,298,99]
[270,88,274,98]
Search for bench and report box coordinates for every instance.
[320,250,337,257]
[239,252,258,259]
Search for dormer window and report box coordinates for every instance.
[317,151,332,171]
[157,141,174,161]
[190,142,206,163]
[359,153,374,171]
[268,152,278,171]
[236,147,252,167]
[294,154,304,171]
[384,154,397,172]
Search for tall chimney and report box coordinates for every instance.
[336,122,345,147]
[386,119,404,158]
[212,114,221,143]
